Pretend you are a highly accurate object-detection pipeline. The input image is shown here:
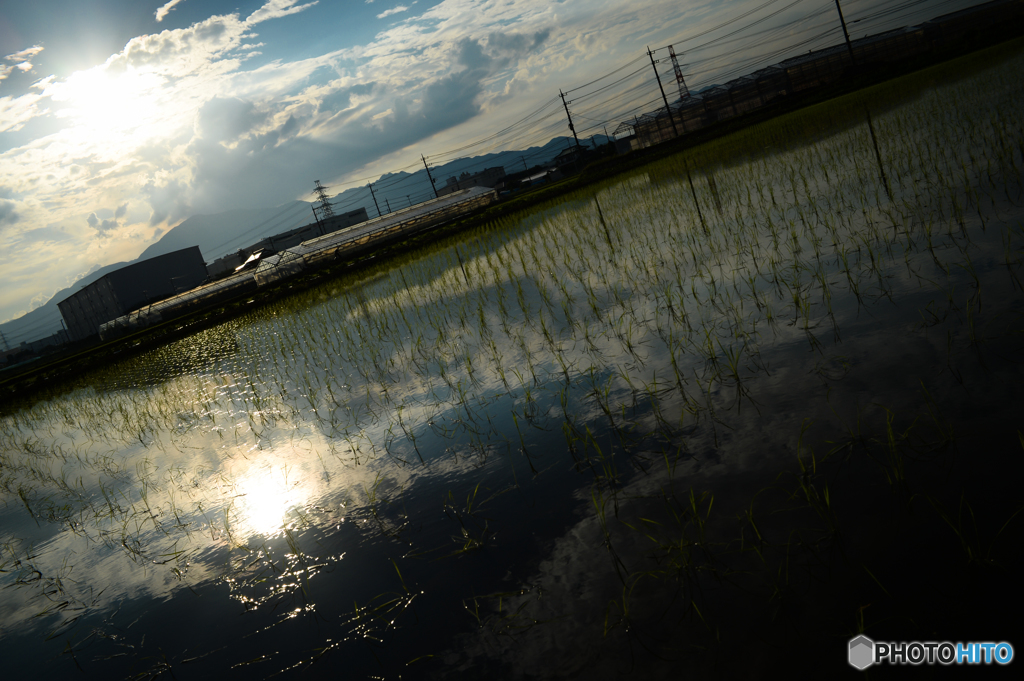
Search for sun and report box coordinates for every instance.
[52,66,163,139]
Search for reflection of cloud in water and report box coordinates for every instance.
[439,244,1024,676]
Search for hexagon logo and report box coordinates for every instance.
[849,635,875,670]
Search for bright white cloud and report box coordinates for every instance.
[4,45,45,63]
[245,0,321,26]
[155,0,187,23]
[0,82,51,134]
[377,4,411,19]
[1,45,44,84]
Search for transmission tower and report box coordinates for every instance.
[669,46,690,101]
[313,180,334,220]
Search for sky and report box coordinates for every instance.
[0,0,981,329]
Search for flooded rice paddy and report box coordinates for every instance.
[3,49,1024,678]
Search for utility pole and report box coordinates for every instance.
[385,198,392,214]
[834,0,857,68]
[559,90,581,149]
[648,46,679,138]
[0,330,7,351]
[562,137,580,173]
[422,155,438,198]
[368,182,381,217]
[311,204,323,232]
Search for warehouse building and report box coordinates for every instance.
[58,247,209,342]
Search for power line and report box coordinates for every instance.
[656,0,793,51]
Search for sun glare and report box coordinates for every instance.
[53,67,163,139]
[233,465,309,539]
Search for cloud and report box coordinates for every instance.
[86,203,131,236]
[193,97,267,143]
[86,211,116,234]
[487,29,551,58]
[5,46,45,63]
[143,178,191,226]
[183,110,325,212]
[245,0,321,26]
[78,2,321,81]
[155,0,187,23]
[12,225,72,245]
[377,5,412,20]
[1,45,44,84]
[316,82,375,116]
[0,199,21,227]
[97,17,249,78]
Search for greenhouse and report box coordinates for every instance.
[254,186,497,283]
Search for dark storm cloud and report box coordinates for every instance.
[184,110,331,211]
[144,177,191,226]
[194,96,268,142]
[148,27,554,219]
[317,82,375,116]
[485,28,550,66]
[86,211,120,234]
[0,198,21,227]
[362,29,554,148]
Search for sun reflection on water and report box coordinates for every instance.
[233,466,309,539]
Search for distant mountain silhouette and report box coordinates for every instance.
[136,204,311,263]
[336,136,610,218]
